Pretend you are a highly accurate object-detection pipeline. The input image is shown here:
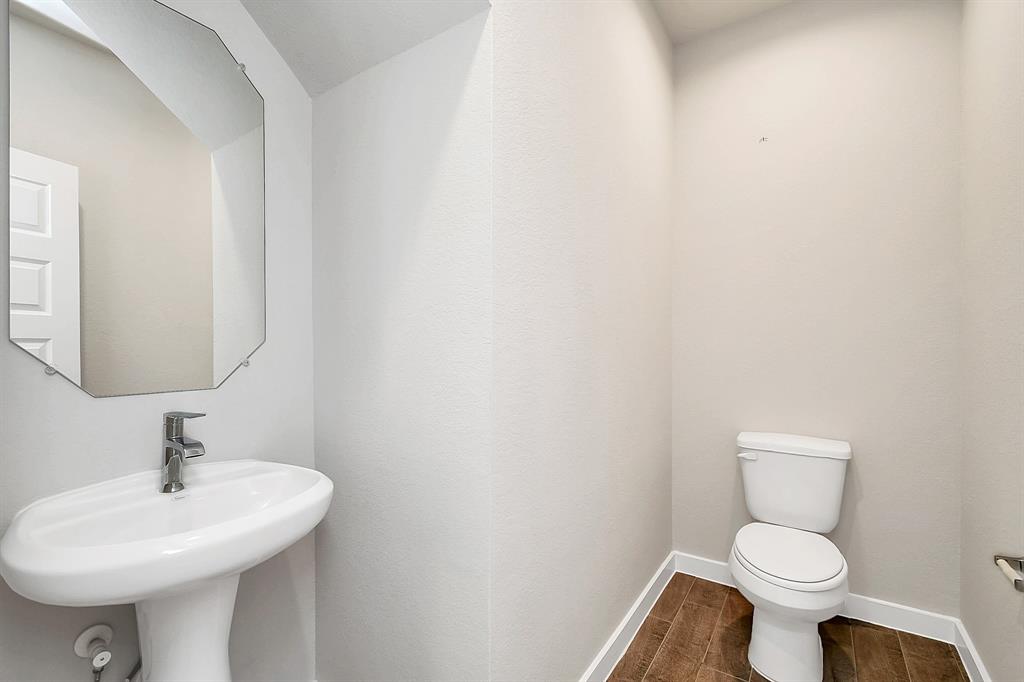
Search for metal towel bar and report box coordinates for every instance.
[994,555,1024,593]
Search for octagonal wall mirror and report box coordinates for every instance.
[8,0,265,397]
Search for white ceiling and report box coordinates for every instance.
[241,0,489,96]
[652,0,792,43]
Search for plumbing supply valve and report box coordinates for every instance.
[74,624,113,679]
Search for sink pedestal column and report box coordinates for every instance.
[136,574,240,682]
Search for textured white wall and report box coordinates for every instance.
[312,12,492,681]
[490,0,674,678]
[0,0,315,679]
[671,0,963,615]
[960,0,1024,678]
[312,4,673,679]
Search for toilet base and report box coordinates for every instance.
[748,607,823,682]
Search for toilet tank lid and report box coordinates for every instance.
[737,432,851,460]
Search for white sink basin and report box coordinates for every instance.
[0,459,333,682]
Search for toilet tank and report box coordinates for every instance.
[737,432,851,533]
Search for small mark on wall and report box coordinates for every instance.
[759,136,768,143]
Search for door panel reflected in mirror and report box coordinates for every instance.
[8,0,264,397]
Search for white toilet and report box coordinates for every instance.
[728,432,852,682]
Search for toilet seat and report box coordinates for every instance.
[733,522,847,592]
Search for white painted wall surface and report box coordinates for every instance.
[960,0,1024,678]
[0,0,315,679]
[671,0,963,615]
[312,12,492,682]
[490,1,674,678]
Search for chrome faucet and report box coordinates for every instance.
[162,411,206,493]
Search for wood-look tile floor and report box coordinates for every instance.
[610,572,970,682]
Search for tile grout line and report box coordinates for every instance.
[951,639,970,682]
[704,585,753,681]
[610,613,671,681]
[896,630,914,682]
[699,586,732,669]
[640,577,696,682]
[848,619,857,682]
[897,627,971,682]
[619,614,672,682]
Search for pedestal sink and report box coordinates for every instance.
[0,459,333,682]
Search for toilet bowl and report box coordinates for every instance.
[732,432,852,682]
[728,522,848,682]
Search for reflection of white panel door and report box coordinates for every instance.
[9,147,81,383]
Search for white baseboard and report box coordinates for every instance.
[954,619,992,682]
[579,553,676,682]
[842,592,958,643]
[674,550,733,585]
[582,551,990,682]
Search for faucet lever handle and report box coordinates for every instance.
[163,411,206,421]
[163,411,206,439]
